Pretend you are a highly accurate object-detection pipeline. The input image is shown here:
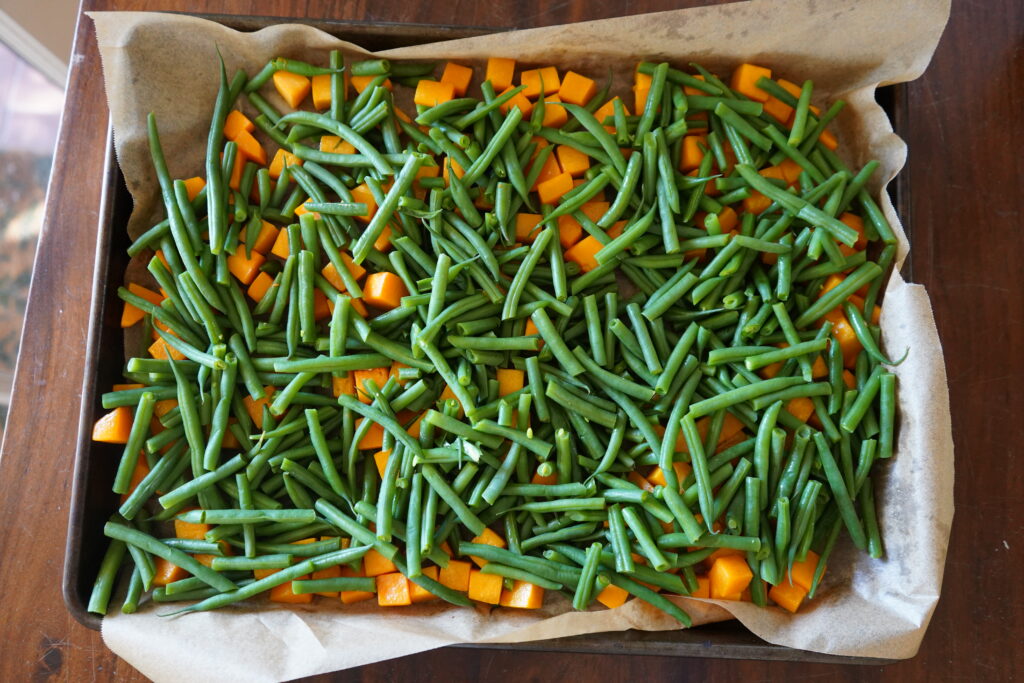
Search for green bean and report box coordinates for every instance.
[814,431,867,549]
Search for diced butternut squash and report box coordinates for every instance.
[269,148,302,179]
[537,171,574,205]
[93,406,134,444]
[182,176,206,201]
[558,70,597,106]
[242,386,276,429]
[356,419,385,450]
[596,583,629,609]
[362,271,407,310]
[174,516,211,541]
[730,63,772,102]
[679,135,706,172]
[556,144,590,178]
[531,470,558,485]
[646,461,692,489]
[469,527,506,568]
[485,57,516,91]
[521,66,560,98]
[373,449,391,478]
[320,135,356,154]
[377,572,412,606]
[151,558,188,587]
[233,128,266,165]
[769,580,807,613]
[441,62,473,96]
[408,566,440,603]
[564,235,604,273]
[349,182,378,223]
[246,271,274,302]
[496,368,524,396]
[438,559,472,592]
[364,548,398,577]
[352,367,390,403]
[468,569,503,604]
[241,220,279,255]
[540,93,568,127]
[273,70,311,109]
[414,80,456,107]
[709,554,754,599]
[633,70,652,114]
[350,75,392,93]
[529,151,562,191]
[121,282,164,327]
[270,575,314,604]
[223,110,254,140]
[515,213,543,243]
[692,575,711,598]
[785,396,816,423]
[498,86,533,117]
[149,339,185,361]
[789,550,822,591]
[311,73,332,110]
[332,374,355,398]
[227,243,266,285]
[500,580,545,609]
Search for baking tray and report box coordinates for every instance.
[63,14,907,665]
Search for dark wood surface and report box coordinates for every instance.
[1,0,1020,680]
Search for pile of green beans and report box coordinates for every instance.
[89,53,900,624]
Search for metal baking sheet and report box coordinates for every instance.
[63,14,906,665]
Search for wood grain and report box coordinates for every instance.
[0,0,1019,680]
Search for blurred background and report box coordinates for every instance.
[0,4,75,431]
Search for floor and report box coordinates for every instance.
[0,40,65,425]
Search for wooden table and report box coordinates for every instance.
[1,1,1020,680]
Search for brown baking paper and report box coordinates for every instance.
[89,1,952,678]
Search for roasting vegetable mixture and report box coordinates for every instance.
[88,54,900,623]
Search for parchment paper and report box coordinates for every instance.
[89,1,953,679]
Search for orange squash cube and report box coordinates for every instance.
[537,171,574,205]
[311,73,332,111]
[730,63,772,103]
[223,110,254,140]
[438,559,472,592]
[227,243,266,286]
[558,70,597,106]
[408,566,440,603]
[468,569,503,604]
[414,79,455,107]
[768,580,807,613]
[269,148,302,179]
[499,580,545,609]
[441,62,473,97]
[362,271,408,310]
[556,145,590,178]
[596,583,629,609]
[352,367,390,403]
[377,572,412,606]
[469,527,506,568]
[709,555,754,600]
[273,70,311,109]
[495,368,524,396]
[540,94,568,127]
[521,66,560,98]
[485,58,516,91]
[498,86,534,117]
[363,548,397,577]
[92,406,134,444]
